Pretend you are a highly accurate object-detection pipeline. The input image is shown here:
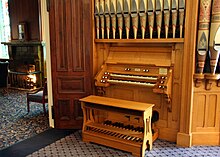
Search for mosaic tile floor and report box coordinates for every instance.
[0,89,49,150]
[28,130,220,157]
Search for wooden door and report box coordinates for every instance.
[48,0,92,128]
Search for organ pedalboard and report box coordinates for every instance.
[80,95,158,157]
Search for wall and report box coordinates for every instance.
[8,0,41,41]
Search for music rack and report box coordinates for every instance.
[80,95,156,157]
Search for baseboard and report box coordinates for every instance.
[192,132,220,145]
[177,132,220,147]
[176,132,192,147]
[158,128,178,142]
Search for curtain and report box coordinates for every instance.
[0,0,10,59]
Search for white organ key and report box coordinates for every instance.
[108,79,155,87]
[110,73,157,80]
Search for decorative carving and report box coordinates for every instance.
[193,73,205,87]
[96,87,106,96]
[205,74,220,90]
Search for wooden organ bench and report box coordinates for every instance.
[80,95,157,157]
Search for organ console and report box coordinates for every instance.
[95,63,172,102]
[80,95,157,157]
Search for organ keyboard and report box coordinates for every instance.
[80,95,156,157]
[95,63,172,102]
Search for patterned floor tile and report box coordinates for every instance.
[27,130,220,157]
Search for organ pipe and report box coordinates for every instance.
[164,0,171,38]
[171,0,178,38]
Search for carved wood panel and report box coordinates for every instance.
[192,92,220,132]
[49,0,92,129]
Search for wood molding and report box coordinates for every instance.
[192,132,220,145]
[177,132,192,147]
[179,0,199,136]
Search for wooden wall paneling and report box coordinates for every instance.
[177,0,200,147]
[57,99,71,121]
[170,44,183,127]
[57,76,85,94]
[8,0,41,41]
[192,91,220,145]
[49,0,92,129]
[206,95,217,127]
[72,0,84,72]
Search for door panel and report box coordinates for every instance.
[49,0,92,128]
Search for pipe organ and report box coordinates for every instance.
[94,0,185,39]
[194,0,220,89]
[79,0,220,156]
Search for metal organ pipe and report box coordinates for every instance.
[99,0,105,39]
[209,0,220,75]
[110,0,117,39]
[171,0,178,38]
[131,0,140,39]
[105,0,111,39]
[95,0,100,39]
[139,0,147,39]
[124,0,131,39]
[155,0,163,39]
[94,0,186,39]
[179,0,185,38]
[117,0,124,39]
[164,0,171,38]
[148,0,155,39]
[196,0,212,74]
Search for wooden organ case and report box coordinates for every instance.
[81,0,185,156]
[81,0,219,156]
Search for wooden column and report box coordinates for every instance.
[177,0,199,147]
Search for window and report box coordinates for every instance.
[0,0,10,59]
